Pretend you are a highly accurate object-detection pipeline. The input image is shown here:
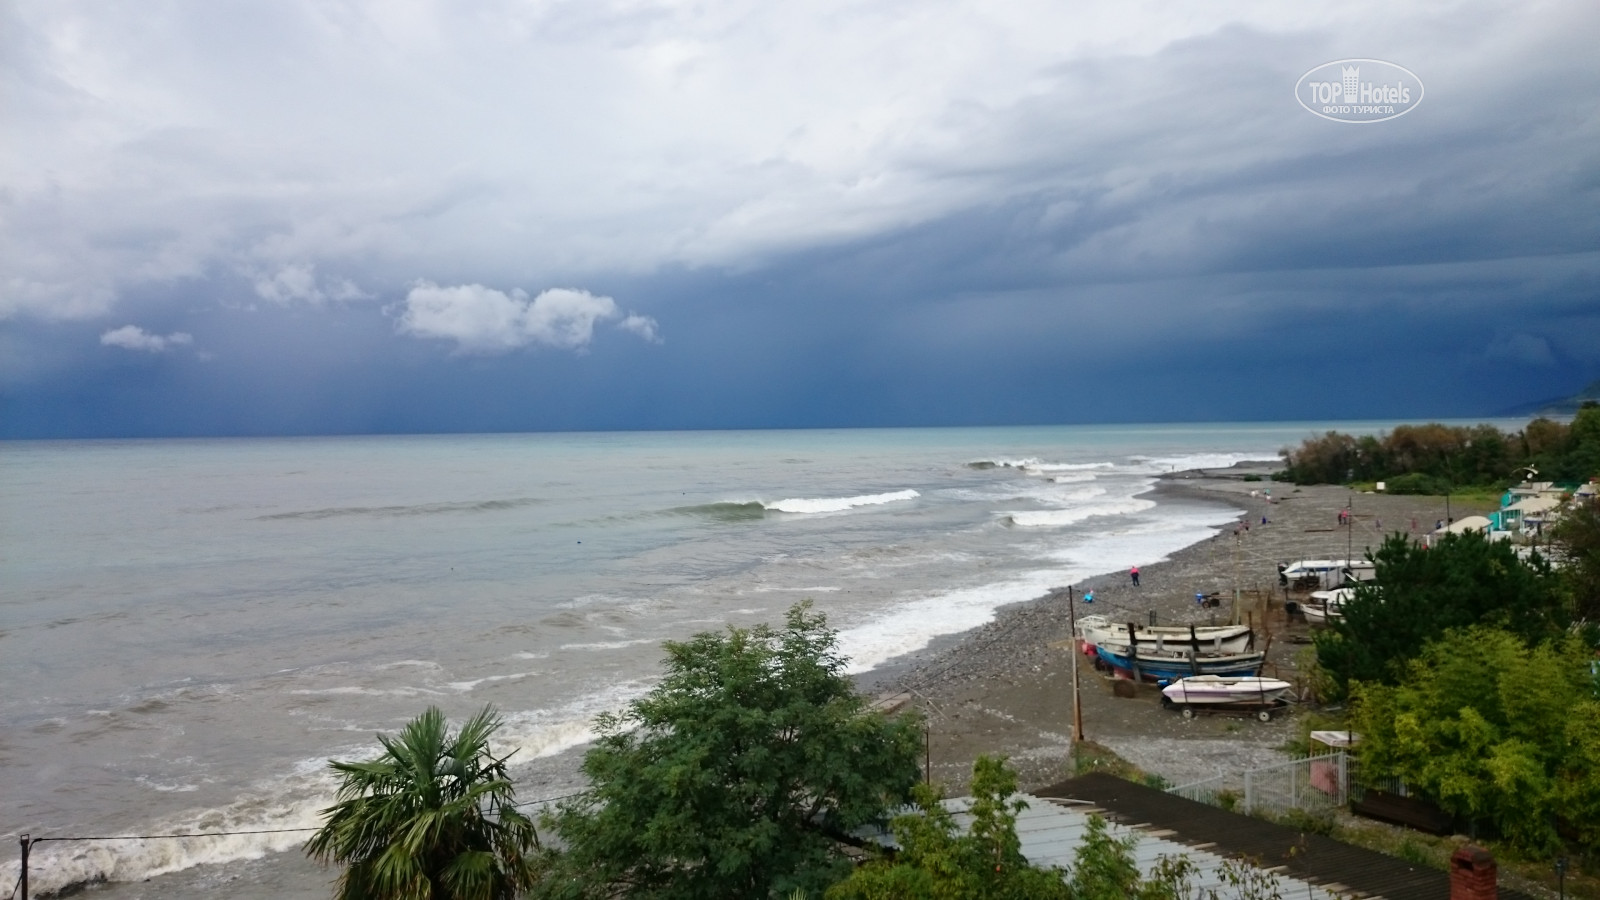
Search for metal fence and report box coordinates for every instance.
[1168,773,1227,805]
[1242,750,1348,814]
[1168,751,1353,816]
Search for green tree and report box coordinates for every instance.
[828,756,1287,900]
[1351,627,1600,855]
[825,756,1075,900]
[535,601,923,899]
[1314,531,1568,698]
[306,705,540,900]
[1549,496,1600,626]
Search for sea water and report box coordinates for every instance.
[0,422,1386,897]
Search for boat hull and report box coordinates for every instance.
[1161,676,1291,706]
[1076,615,1255,655]
[1093,644,1265,681]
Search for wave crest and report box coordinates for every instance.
[764,490,919,514]
[1004,498,1157,527]
[671,501,767,522]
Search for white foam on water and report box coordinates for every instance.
[764,489,919,514]
[1130,451,1281,473]
[558,637,660,651]
[1004,497,1157,527]
[135,775,200,793]
[497,677,659,761]
[1,770,335,897]
[447,671,537,692]
[1,681,660,896]
[967,457,1041,468]
[1024,461,1116,472]
[1044,507,1242,574]
[836,568,1081,674]
[835,499,1245,675]
[287,685,445,697]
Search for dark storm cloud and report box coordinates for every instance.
[2,0,1597,437]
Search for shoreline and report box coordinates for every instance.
[866,464,1485,793]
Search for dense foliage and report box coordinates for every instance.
[1277,405,1600,487]
[1549,496,1600,626]
[1351,627,1600,856]
[826,756,1075,900]
[306,705,540,900]
[827,756,1290,900]
[533,602,924,899]
[1313,531,1569,699]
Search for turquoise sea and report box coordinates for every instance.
[0,421,1508,897]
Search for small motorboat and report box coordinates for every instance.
[1161,675,1292,706]
[1301,587,1353,625]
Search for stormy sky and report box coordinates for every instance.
[3,0,1597,438]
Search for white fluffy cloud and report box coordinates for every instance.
[617,314,662,344]
[397,284,658,354]
[100,325,194,352]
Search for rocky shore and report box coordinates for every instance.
[863,463,1489,794]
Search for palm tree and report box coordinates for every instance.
[306,705,539,900]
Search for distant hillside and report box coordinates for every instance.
[1496,378,1600,417]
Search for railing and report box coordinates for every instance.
[1168,751,1352,815]
[1242,751,1348,814]
[1168,773,1227,805]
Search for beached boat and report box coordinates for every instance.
[1280,559,1374,590]
[1076,614,1254,655]
[1161,675,1292,706]
[1301,587,1353,625]
[1092,641,1266,681]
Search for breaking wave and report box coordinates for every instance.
[1003,497,1157,527]
[764,490,920,514]
[672,501,769,522]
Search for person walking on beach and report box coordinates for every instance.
[1130,565,1140,587]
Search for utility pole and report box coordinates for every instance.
[1067,586,1084,742]
[1347,489,1354,565]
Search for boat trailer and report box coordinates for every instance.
[1159,694,1291,722]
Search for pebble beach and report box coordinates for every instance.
[863,462,1489,794]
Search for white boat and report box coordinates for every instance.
[1281,559,1374,590]
[1162,675,1292,706]
[1301,587,1353,625]
[1076,614,1254,654]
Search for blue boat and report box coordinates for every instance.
[1092,642,1264,682]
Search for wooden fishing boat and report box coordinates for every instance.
[1076,614,1254,654]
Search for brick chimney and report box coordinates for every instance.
[1450,845,1496,900]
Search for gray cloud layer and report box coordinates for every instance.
[2,0,1597,435]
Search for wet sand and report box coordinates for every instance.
[862,464,1488,793]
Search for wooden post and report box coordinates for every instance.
[1127,621,1142,683]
